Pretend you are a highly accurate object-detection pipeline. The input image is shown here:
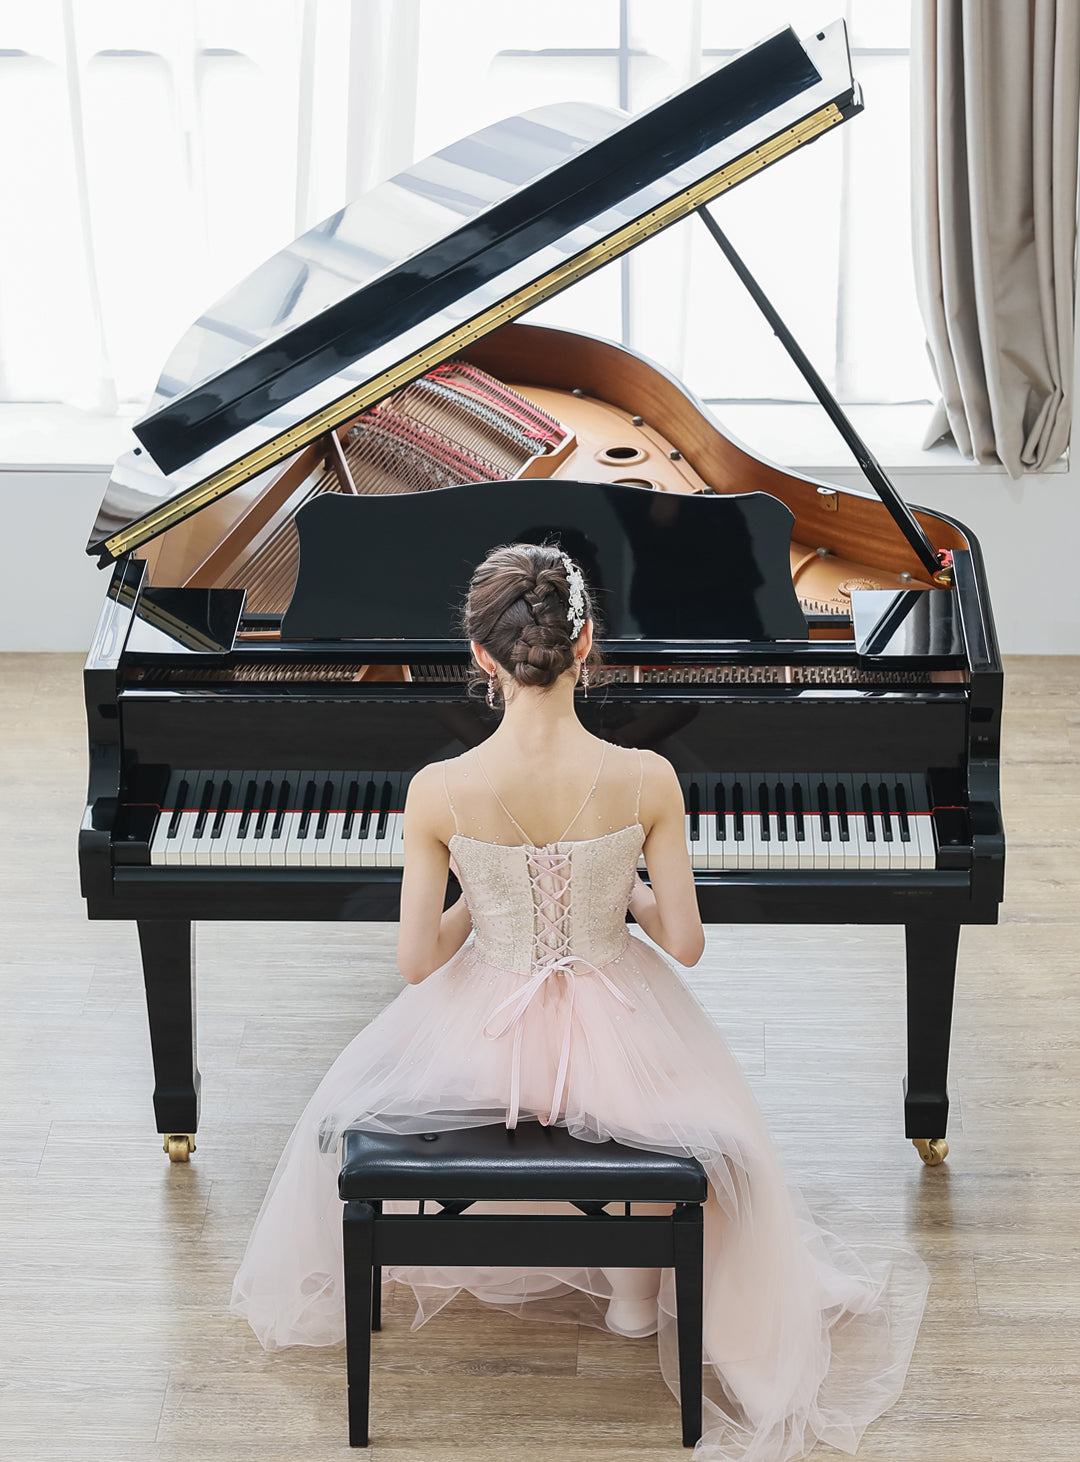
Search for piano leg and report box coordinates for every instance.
[903,921,959,1164]
[137,920,201,1161]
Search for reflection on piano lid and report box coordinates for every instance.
[87,20,860,564]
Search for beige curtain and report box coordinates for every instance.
[911,0,1080,475]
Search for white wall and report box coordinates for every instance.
[818,465,1080,655]
[0,467,113,652]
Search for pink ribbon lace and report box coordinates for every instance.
[482,848,636,1129]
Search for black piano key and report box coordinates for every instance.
[375,779,393,839]
[254,779,274,838]
[714,782,726,840]
[733,780,745,840]
[272,779,291,839]
[877,781,893,841]
[834,781,850,841]
[315,779,334,839]
[342,779,360,839]
[817,781,832,841]
[894,781,911,841]
[297,779,318,839]
[774,780,788,841]
[237,778,258,839]
[860,781,875,841]
[688,780,700,841]
[210,779,232,839]
[792,779,805,841]
[757,781,770,841]
[166,779,188,839]
[193,778,215,838]
[359,779,376,839]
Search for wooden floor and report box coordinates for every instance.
[1,653,1078,1461]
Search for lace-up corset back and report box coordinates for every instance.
[443,746,644,977]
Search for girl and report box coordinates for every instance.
[232,543,928,1462]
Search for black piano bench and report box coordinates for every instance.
[338,1122,707,1449]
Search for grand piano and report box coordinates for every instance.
[80,21,1004,1164]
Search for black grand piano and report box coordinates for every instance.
[80,21,1003,1164]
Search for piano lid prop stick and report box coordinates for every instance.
[694,205,944,582]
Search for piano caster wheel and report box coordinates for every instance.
[164,1133,196,1163]
[912,1138,948,1166]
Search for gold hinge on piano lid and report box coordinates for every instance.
[105,103,844,562]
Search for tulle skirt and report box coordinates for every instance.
[231,936,929,1462]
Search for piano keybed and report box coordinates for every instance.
[146,769,937,872]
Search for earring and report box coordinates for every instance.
[580,660,590,699]
[486,670,497,709]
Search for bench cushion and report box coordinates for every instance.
[339,1123,708,1202]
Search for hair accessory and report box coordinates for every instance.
[486,669,497,709]
[561,553,586,640]
[580,660,590,698]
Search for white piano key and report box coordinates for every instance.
[208,810,243,867]
[249,776,281,868]
[175,809,203,867]
[912,813,937,869]
[775,776,801,870]
[311,775,342,869]
[230,769,260,862]
[387,811,406,867]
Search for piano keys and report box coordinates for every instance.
[142,767,939,873]
[79,19,1003,1167]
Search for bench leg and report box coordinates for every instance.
[343,1200,374,1446]
[371,1200,382,1331]
[672,1203,704,1447]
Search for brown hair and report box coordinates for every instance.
[464,543,602,701]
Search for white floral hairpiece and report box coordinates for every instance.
[561,553,586,640]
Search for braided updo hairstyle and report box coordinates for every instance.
[464,543,602,703]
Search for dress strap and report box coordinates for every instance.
[472,750,533,844]
[442,760,461,834]
[472,744,608,846]
[635,748,644,823]
[556,743,607,842]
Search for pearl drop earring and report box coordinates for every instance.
[486,670,497,709]
[581,661,590,698]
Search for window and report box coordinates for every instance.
[0,0,931,414]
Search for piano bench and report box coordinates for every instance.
[338,1123,707,1449]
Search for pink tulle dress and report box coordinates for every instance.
[231,745,929,1462]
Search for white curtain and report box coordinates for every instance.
[0,0,419,414]
[911,0,1080,474]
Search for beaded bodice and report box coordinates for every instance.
[443,743,644,977]
[449,823,644,975]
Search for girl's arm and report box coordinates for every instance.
[629,753,705,966]
[397,765,473,983]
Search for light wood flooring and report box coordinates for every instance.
[0,653,1077,1461]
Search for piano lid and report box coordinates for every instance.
[88,20,859,565]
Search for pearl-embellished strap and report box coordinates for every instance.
[442,760,461,834]
[473,744,607,847]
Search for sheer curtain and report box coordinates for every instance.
[0,0,414,414]
[911,0,1080,474]
[0,1,928,418]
